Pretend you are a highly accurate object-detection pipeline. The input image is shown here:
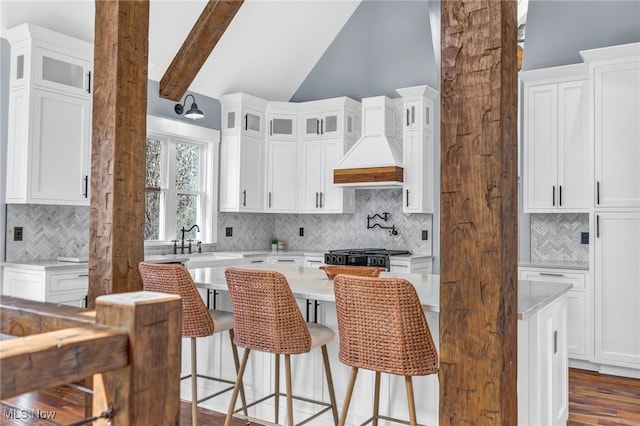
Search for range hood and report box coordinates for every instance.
[334,96,403,188]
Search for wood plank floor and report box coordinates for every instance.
[1,369,639,425]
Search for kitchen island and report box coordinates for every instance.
[187,265,571,426]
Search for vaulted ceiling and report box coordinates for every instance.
[0,0,361,101]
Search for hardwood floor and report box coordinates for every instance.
[1,369,638,425]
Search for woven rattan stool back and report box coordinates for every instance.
[138,262,215,338]
[224,267,311,355]
[333,275,438,376]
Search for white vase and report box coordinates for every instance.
[272,244,278,252]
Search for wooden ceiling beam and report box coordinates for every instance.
[159,0,244,101]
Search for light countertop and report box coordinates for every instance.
[519,259,589,271]
[191,265,572,320]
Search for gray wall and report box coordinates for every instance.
[522,0,640,71]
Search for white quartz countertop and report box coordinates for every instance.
[518,259,589,270]
[191,265,571,320]
[2,260,89,271]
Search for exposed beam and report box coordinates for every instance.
[159,0,244,101]
[89,0,150,305]
[439,0,518,424]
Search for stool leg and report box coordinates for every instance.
[373,371,381,426]
[339,367,359,426]
[225,348,250,426]
[321,345,339,425]
[405,376,417,426]
[285,354,294,426]
[191,338,198,426]
[274,354,280,424]
[229,330,248,417]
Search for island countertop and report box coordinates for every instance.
[191,265,572,320]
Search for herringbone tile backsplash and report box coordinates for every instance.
[530,213,589,262]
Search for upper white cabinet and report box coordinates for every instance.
[5,23,92,205]
[219,93,267,212]
[521,65,590,213]
[396,85,438,214]
[266,139,297,212]
[588,53,640,208]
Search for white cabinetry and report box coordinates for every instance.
[268,255,303,266]
[518,293,568,426]
[591,54,640,208]
[219,93,267,212]
[266,105,298,212]
[3,266,89,307]
[396,85,438,214]
[521,65,590,212]
[519,267,590,361]
[389,256,433,274]
[593,211,640,369]
[6,24,92,205]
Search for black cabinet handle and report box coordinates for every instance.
[559,185,563,206]
[242,190,247,207]
[596,214,600,238]
[84,295,88,308]
[539,273,564,277]
[83,175,88,198]
[268,191,272,208]
[406,189,409,207]
[316,119,320,135]
[319,192,323,208]
[315,192,319,208]
[406,109,410,126]
[553,330,558,354]
[270,120,273,136]
[244,114,248,131]
[552,186,556,206]
[86,71,91,94]
[321,119,324,135]
[596,181,600,205]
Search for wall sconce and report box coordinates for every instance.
[175,93,204,120]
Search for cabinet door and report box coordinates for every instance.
[404,100,420,130]
[594,60,640,208]
[567,291,587,358]
[35,47,91,97]
[10,45,29,89]
[302,113,322,139]
[49,291,87,307]
[594,211,640,367]
[299,140,322,211]
[266,140,297,212]
[552,297,569,424]
[222,108,240,134]
[525,84,558,211]
[268,113,296,140]
[320,138,342,211]
[321,111,341,138]
[219,134,241,211]
[403,129,433,213]
[557,80,590,210]
[31,89,90,204]
[240,135,264,211]
[3,269,46,302]
[242,107,263,137]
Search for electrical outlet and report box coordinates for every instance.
[225,227,233,237]
[581,232,589,244]
[14,226,23,241]
[299,227,304,237]
[422,230,428,241]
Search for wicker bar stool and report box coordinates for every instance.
[333,275,438,426]
[138,262,247,426]
[223,267,339,426]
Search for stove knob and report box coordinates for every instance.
[349,257,356,264]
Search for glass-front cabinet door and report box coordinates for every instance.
[34,47,92,97]
[268,113,297,139]
[302,111,341,139]
[242,107,263,137]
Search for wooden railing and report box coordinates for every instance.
[1,292,182,425]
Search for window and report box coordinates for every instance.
[145,116,219,244]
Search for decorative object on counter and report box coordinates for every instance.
[319,265,386,280]
[367,212,398,236]
[174,93,204,120]
[278,240,285,250]
[271,236,278,252]
[138,262,247,426]
[333,274,438,426]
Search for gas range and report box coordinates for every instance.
[323,248,411,270]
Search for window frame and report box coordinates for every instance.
[145,116,219,246]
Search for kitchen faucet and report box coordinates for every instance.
[176,224,200,254]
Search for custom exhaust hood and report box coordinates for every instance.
[333,96,404,188]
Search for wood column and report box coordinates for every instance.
[89,0,149,306]
[439,0,518,424]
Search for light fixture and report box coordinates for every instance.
[175,93,204,120]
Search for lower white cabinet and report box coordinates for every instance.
[268,255,303,266]
[519,267,589,360]
[518,293,569,426]
[594,211,640,369]
[389,257,432,274]
[2,266,88,307]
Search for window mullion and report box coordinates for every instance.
[164,138,178,241]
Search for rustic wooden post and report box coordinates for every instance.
[439,0,518,424]
[88,0,149,306]
[94,291,182,425]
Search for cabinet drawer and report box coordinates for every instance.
[49,272,89,292]
[49,291,87,307]
[519,269,586,289]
